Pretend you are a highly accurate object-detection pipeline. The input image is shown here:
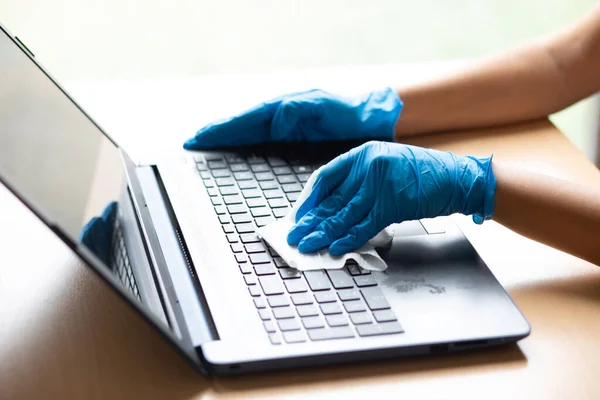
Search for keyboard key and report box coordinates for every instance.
[226,233,238,243]
[235,253,248,263]
[292,165,313,174]
[245,242,267,253]
[255,172,275,181]
[242,188,262,199]
[260,181,280,191]
[283,330,306,343]
[246,198,267,209]
[273,257,289,268]
[346,264,362,276]
[212,169,231,178]
[215,206,227,215]
[282,183,303,193]
[373,310,398,323]
[250,163,270,172]
[248,286,261,297]
[337,289,361,301]
[238,180,258,189]
[267,156,287,167]
[308,326,354,341]
[250,253,271,264]
[227,204,246,214]
[250,207,271,217]
[224,195,243,205]
[291,293,313,305]
[244,275,257,285]
[216,177,235,187]
[269,333,282,345]
[304,271,332,291]
[258,309,271,321]
[222,225,235,234]
[286,192,300,202]
[356,321,404,337]
[207,188,219,197]
[258,275,285,295]
[314,291,337,303]
[302,316,325,329]
[196,161,207,171]
[268,198,289,208]
[254,264,276,275]
[273,307,296,320]
[343,301,367,313]
[273,166,292,175]
[203,179,215,188]
[239,263,252,274]
[361,287,391,310]
[278,318,301,331]
[263,320,277,333]
[277,175,297,184]
[225,154,244,163]
[230,163,249,172]
[296,304,319,317]
[253,297,266,309]
[273,207,290,218]
[349,312,372,325]
[211,197,222,206]
[200,171,212,180]
[279,268,301,279]
[268,247,279,257]
[296,173,311,183]
[230,243,243,253]
[326,314,349,327]
[219,186,238,196]
[204,154,224,161]
[326,269,354,289]
[235,223,255,234]
[219,215,230,224]
[267,294,290,307]
[232,213,252,224]
[208,160,227,169]
[240,233,261,243]
[247,155,265,164]
[320,303,343,315]
[234,171,253,181]
[284,279,308,293]
[354,275,377,287]
[255,216,275,227]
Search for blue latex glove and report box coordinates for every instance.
[183,88,403,149]
[79,201,118,266]
[287,141,496,256]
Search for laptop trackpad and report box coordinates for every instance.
[392,221,427,237]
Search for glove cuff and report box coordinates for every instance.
[363,87,403,141]
[469,155,496,224]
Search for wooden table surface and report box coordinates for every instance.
[1,75,600,399]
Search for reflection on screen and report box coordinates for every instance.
[0,30,159,322]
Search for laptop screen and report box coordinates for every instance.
[0,29,171,331]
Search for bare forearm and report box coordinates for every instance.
[394,4,600,139]
[493,163,600,266]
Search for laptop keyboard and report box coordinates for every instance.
[194,152,404,345]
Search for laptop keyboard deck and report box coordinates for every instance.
[194,153,403,345]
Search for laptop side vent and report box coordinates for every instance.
[174,227,196,279]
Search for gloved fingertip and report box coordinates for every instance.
[328,240,354,256]
[297,239,317,254]
[183,137,199,150]
[286,230,302,246]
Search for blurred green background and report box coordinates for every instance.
[2,0,598,158]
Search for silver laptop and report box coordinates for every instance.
[0,24,530,375]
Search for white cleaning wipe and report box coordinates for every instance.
[257,170,393,271]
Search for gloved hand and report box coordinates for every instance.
[79,201,118,266]
[287,141,496,256]
[183,88,403,149]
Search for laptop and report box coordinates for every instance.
[0,23,530,375]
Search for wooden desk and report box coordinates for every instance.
[2,79,600,399]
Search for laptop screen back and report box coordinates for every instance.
[0,29,172,333]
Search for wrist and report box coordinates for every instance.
[361,87,403,141]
